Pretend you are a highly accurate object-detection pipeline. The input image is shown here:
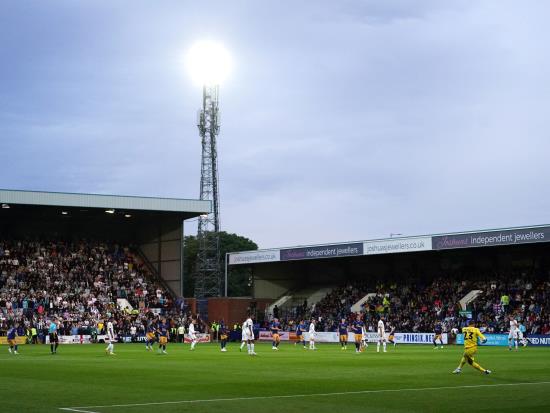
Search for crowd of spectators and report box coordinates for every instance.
[269,270,550,335]
[0,239,190,340]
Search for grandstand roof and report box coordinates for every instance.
[0,189,210,217]
[228,223,550,265]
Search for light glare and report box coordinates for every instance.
[186,41,232,86]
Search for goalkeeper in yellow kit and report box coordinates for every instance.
[453,320,492,375]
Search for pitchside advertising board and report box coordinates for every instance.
[42,334,212,344]
[456,334,508,346]
[228,226,550,265]
[456,333,550,347]
[259,331,448,344]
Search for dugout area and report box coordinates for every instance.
[0,189,210,297]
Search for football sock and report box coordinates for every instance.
[240,342,246,350]
[247,343,251,353]
[472,361,485,372]
[377,342,380,352]
[251,343,255,352]
[51,344,54,353]
[383,342,387,351]
[458,357,466,369]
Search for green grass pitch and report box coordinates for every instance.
[1,342,549,412]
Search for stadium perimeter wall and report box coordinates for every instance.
[183,298,272,326]
[207,298,273,327]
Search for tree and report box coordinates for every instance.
[183,231,257,297]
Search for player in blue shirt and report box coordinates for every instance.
[295,320,306,348]
[157,318,170,354]
[49,319,59,354]
[339,318,349,350]
[433,322,443,349]
[7,323,19,355]
[271,318,281,350]
[219,322,229,352]
[145,322,156,351]
[352,315,364,353]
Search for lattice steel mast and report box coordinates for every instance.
[195,84,222,298]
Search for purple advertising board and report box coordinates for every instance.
[280,243,363,261]
[432,226,550,250]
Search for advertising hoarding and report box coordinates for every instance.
[280,243,363,261]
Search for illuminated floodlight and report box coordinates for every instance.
[124,214,131,218]
[186,40,232,86]
[61,211,68,215]
[1,203,9,209]
[105,209,115,214]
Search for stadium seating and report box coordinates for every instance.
[0,240,182,338]
[270,273,550,335]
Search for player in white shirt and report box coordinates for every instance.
[377,316,387,353]
[308,319,316,350]
[508,316,519,351]
[361,325,369,351]
[243,315,256,355]
[239,320,248,352]
[188,319,198,350]
[105,318,116,355]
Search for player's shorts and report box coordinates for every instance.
[463,347,477,361]
[517,331,524,340]
[340,334,348,342]
[146,332,155,341]
[378,333,386,341]
[296,333,302,340]
[241,332,247,341]
[189,334,197,341]
[220,334,227,340]
[388,334,395,341]
[7,339,16,346]
[509,330,519,339]
[272,333,280,341]
[49,333,58,343]
[159,336,168,345]
[434,334,442,340]
[355,334,362,343]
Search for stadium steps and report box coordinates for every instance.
[269,286,335,317]
[459,289,483,310]
[116,298,133,311]
[350,293,376,313]
[135,247,178,299]
[267,295,293,317]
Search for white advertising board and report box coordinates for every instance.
[229,250,280,265]
[364,237,432,255]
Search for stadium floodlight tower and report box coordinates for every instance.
[187,41,232,300]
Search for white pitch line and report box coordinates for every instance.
[59,381,550,412]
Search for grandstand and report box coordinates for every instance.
[0,189,210,338]
[0,189,210,296]
[228,224,550,336]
